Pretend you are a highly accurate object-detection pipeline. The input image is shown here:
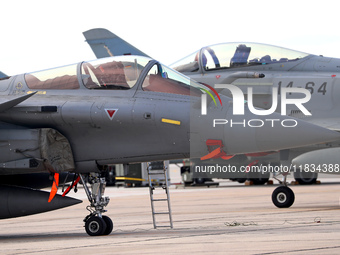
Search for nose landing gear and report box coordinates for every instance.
[272,173,295,208]
[80,173,113,236]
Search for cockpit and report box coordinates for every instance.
[81,56,150,90]
[171,42,310,72]
[24,55,202,97]
[25,56,151,90]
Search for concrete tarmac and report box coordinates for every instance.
[1,180,340,254]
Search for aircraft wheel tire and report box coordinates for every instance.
[247,171,270,185]
[237,178,247,183]
[102,215,113,235]
[294,169,318,185]
[193,178,205,184]
[248,177,269,185]
[272,186,295,208]
[85,216,107,236]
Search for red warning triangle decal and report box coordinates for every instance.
[105,108,118,120]
[107,110,116,118]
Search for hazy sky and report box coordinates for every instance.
[1,0,339,75]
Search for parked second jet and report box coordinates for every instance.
[82,28,340,208]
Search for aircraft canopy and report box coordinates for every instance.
[171,42,310,72]
[81,56,151,89]
[24,56,202,96]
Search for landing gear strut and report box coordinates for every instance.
[80,173,113,236]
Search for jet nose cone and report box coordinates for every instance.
[223,111,340,155]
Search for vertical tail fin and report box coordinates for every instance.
[83,28,150,59]
[0,71,8,79]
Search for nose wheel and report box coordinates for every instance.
[272,186,295,208]
[80,173,113,236]
[84,215,113,236]
[85,216,107,236]
[272,172,295,208]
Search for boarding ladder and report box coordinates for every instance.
[147,161,173,229]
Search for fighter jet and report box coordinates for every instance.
[170,42,340,208]
[83,28,340,209]
[2,53,337,235]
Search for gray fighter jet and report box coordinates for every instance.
[2,54,336,235]
[4,27,340,237]
[171,42,340,208]
[83,28,340,209]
